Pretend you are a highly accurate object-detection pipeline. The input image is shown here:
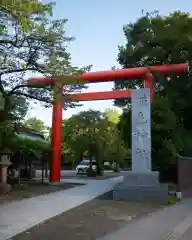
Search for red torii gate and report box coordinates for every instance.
[27,63,188,183]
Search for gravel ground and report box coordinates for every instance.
[11,198,162,240]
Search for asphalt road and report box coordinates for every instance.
[36,170,78,178]
[35,170,114,178]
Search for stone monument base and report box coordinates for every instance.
[113,171,168,203]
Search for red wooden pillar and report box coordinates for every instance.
[50,83,63,183]
[144,72,155,103]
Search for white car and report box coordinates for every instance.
[76,160,96,174]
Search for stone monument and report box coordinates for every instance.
[113,88,168,202]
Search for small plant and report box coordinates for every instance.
[167,195,179,205]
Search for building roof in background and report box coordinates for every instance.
[15,126,48,143]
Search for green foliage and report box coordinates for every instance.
[0,0,91,119]
[118,109,131,148]
[0,0,54,33]
[115,11,192,116]
[117,11,192,69]
[12,96,29,121]
[167,196,179,205]
[115,10,192,176]
[0,95,28,148]
[62,110,104,164]
[24,117,49,139]
[62,109,127,168]
[0,95,28,122]
[104,108,120,124]
[151,98,183,171]
[119,97,183,172]
[0,0,92,150]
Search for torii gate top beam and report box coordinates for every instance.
[27,63,188,86]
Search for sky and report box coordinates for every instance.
[27,0,192,126]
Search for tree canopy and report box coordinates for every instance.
[62,109,128,169]
[0,0,90,122]
[116,10,192,179]
[104,108,120,124]
[0,0,91,149]
[24,117,49,135]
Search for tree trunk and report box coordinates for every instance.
[45,160,48,178]
[18,154,21,184]
[41,157,44,183]
[88,133,93,169]
[87,133,96,177]
[95,142,103,176]
[0,96,14,149]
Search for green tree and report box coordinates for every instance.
[62,110,127,174]
[0,95,28,148]
[118,109,131,149]
[151,98,183,172]
[63,110,103,167]
[104,108,120,124]
[115,11,192,130]
[115,11,192,177]
[119,98,183,173]
[24,117,48,134]
[0,0,53,33]
[62,114,91,164]
[0,0,90,129]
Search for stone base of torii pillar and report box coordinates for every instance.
[113,171,168,203]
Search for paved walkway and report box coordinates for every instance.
[180,225,192,240]
[98,198,192,240]
[0,176,123,240]
[1,175,192,240]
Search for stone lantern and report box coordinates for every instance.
[0,148,13,193]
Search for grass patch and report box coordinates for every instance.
[12,190,33,199]
[119,195,179,206]
[167,195,179,205]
